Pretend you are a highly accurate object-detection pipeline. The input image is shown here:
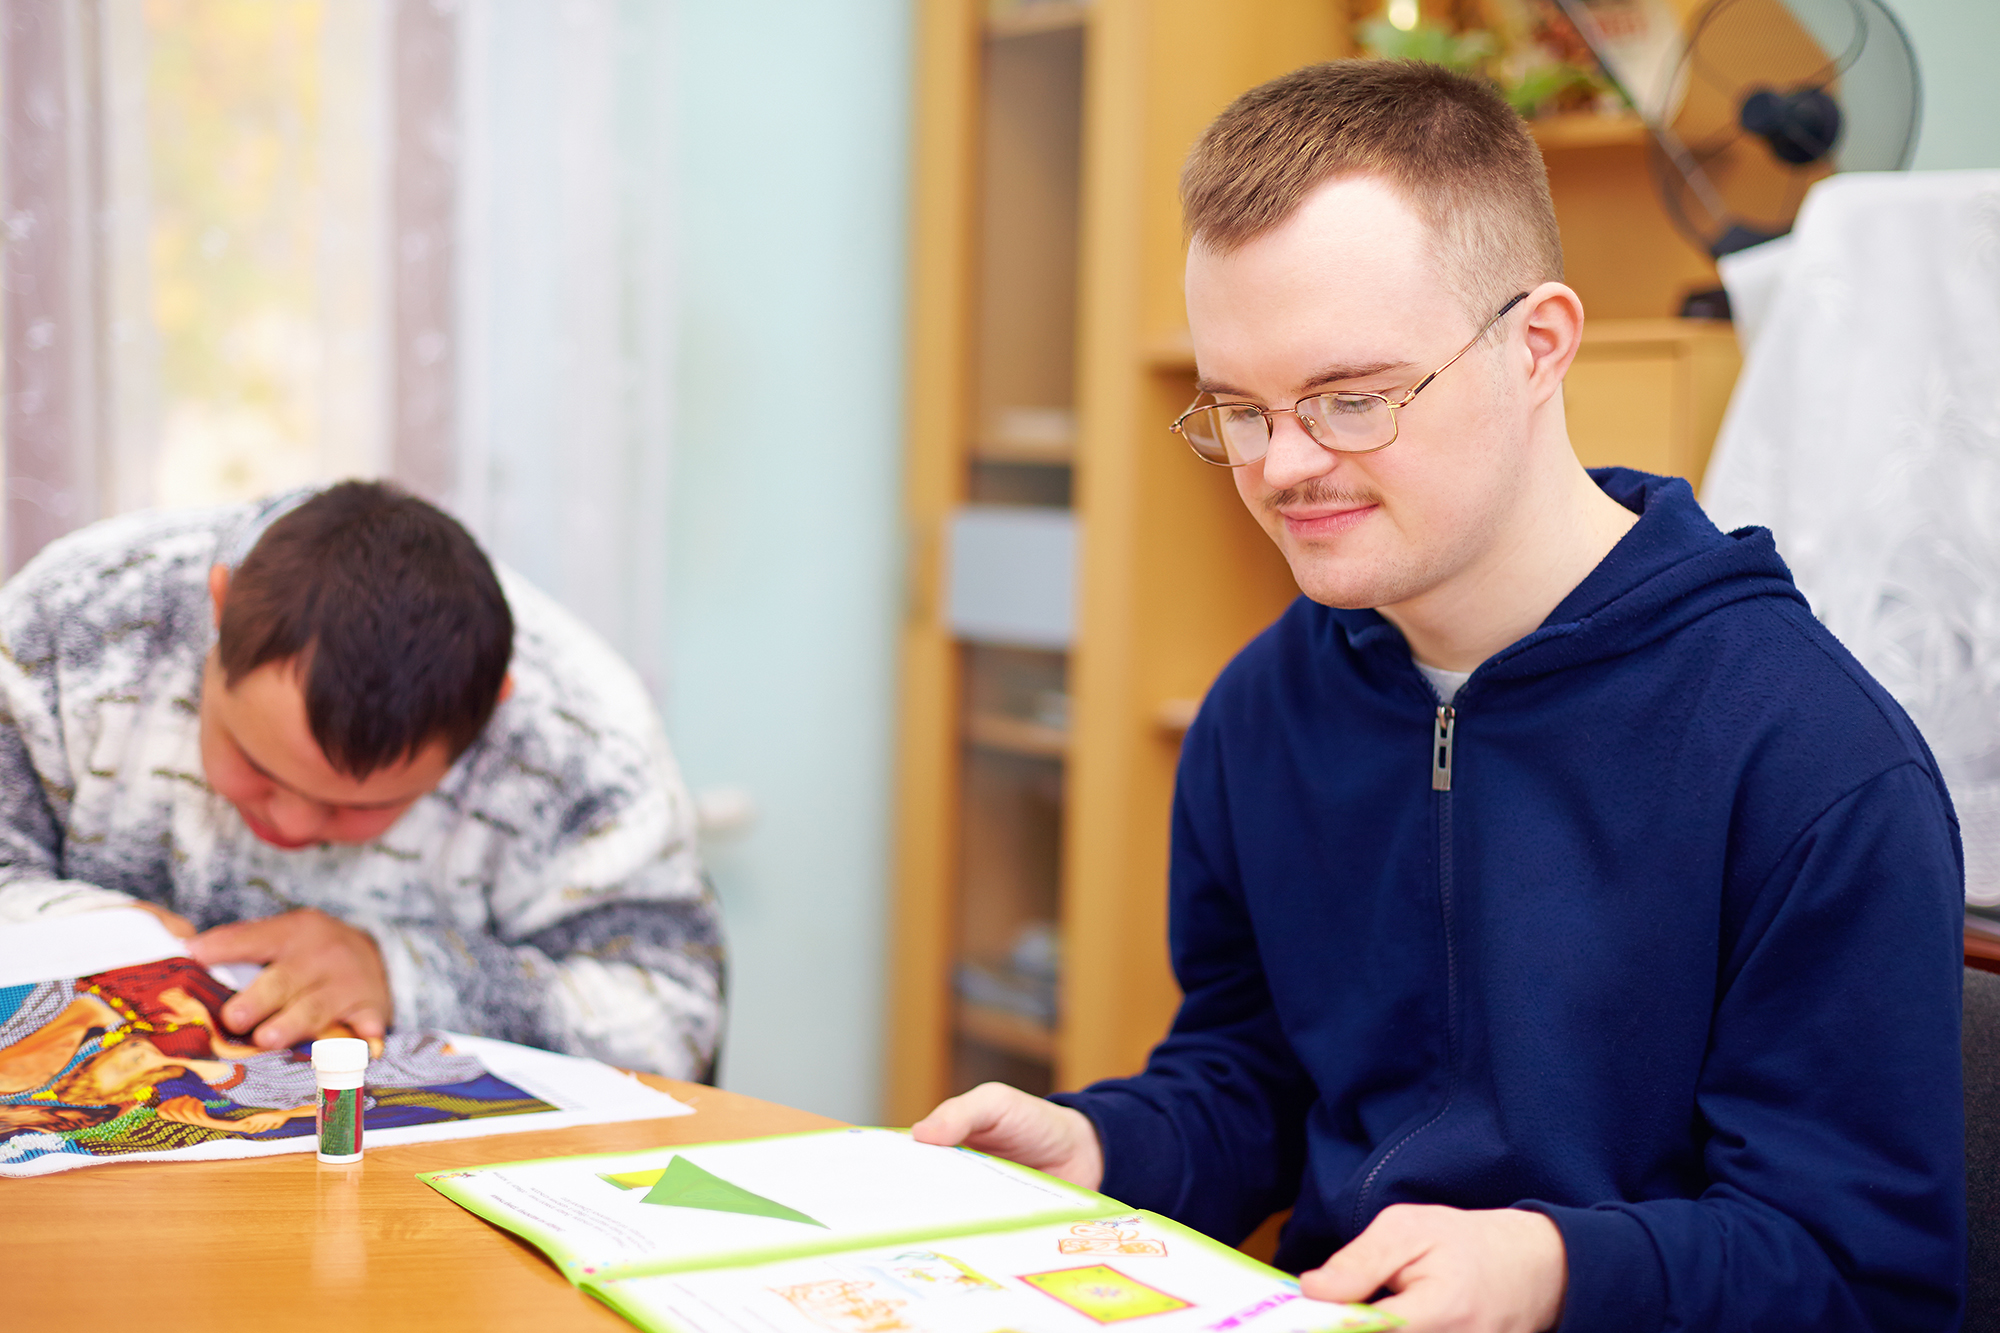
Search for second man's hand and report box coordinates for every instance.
[187,908,392,1049]
[911,1081,1105,1190]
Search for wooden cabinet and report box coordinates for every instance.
[1567,319,1741,484]
[1528,112,1743,492]
[889,2,1743,1125]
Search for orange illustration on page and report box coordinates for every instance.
[1057,1219,1169,1257]
[772,1278,916,1333]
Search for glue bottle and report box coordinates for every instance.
[311,1037,369,1164]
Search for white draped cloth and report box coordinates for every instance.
[1702,170,2000,905]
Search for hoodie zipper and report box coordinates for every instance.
[1351,699,1464,1233]
[1431,705,1455,791]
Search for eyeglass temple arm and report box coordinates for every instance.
[1398,291,1532,405]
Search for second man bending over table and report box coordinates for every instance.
[0,481,723,1080]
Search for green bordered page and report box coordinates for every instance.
[420,1127,1115,1281]
[586,1208,1398,1333]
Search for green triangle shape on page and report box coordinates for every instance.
[638,1155,827,1228]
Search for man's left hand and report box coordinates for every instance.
[187,909,392,1049]
[1300,1204,1567,1333]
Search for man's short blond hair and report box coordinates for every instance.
[1182,60,1563,323]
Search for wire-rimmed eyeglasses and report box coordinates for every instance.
[1169,292,1530,467]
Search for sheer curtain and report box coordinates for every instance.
[0,0,675,693]
[454,0,675,695]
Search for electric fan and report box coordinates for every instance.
[1556,0,1921,269]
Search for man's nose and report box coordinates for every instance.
[264,788,329,841]
[1257,410,1340,491]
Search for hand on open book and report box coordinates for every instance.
[910,1081,1104,1190]
[1300,1203,1567,1333]
[187,908,392,1050]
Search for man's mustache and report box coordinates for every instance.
[1264,480,1381,514]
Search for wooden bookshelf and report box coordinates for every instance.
[1537,119,1722,321]
[888,0,1339,1125]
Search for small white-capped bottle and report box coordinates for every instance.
[311,1037,370,1164]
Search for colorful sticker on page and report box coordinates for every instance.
[1018,1264,1192,1322]
[1058,1219,1170,1258]
[0,955,552,1174]
[588,1213,1399,1333]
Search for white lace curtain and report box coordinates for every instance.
[1702,170,2000,906]
[0,0,674,693]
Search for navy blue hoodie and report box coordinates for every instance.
[1054,470,1966,1331]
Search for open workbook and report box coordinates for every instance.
[420,1126,1398,1333]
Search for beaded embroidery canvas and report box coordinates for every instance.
[0,910,690,1175]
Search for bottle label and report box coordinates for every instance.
[317,1086,363,1159]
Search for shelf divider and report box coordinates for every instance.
[957,1001,1058,1062]
[967,711,1069,759]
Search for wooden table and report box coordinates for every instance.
[0,1076,840,1331]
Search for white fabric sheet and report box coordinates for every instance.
[1701,170,2000,905]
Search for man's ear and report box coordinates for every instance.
[497,673,515,704]
[207,564,230,630]
[1519,281,1585,408]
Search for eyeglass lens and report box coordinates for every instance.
[1180,394,1395,465]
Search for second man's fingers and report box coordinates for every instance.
[255,982,383,1051]
[220,964,296,1037]
[345,1005,388,1041]
[188,916,284,966]
[253,990,333,1050]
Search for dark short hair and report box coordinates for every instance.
[217,481,513,778]
[1181,60,1563,320]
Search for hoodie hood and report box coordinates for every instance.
[1326,467,1809,684]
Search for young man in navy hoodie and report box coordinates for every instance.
[914,61,1966,1333]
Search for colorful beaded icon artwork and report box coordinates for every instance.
[0,955,553,1172]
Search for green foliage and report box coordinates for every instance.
[1500,62,1606,117]
[1358,18,1498,73]
[1356,6,1617,120]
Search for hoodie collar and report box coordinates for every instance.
[1324,468,1806,682]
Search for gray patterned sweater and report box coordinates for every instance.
[0,498,724,1079]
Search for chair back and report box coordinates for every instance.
[1966,967,2000,1331]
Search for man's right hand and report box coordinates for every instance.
[911,1081,1105,1190]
